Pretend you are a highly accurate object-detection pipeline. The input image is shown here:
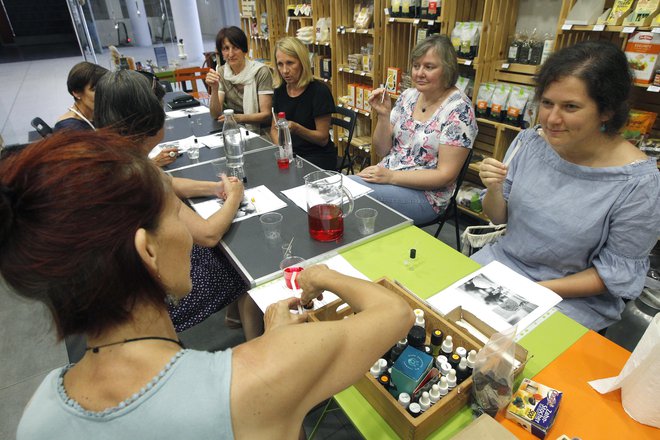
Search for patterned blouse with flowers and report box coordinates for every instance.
[380,87,477,213]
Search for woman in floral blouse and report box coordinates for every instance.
[352,35,477,224]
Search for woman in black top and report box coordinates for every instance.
[270,37,336,170]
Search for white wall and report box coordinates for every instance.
[514,0,563,37]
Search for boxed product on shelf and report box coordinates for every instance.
[623,0,660,26]
[475,83,495,119]
[321,57,332,80]
[625,31,660,85]
[241,0,255,16]
[605,0,636,25]
[354,1,374,29]
[506,378,563,439]
[362,85,373,112]
[356,86,365,110]
[421,1,440,20]
[386,67,402,94]
[457,183,485,213]
[489,83,512,122]
[346,83,357,107]
[309,278,527,440]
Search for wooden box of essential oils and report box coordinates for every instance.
[309,278,527,440]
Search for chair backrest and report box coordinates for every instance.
[331,106,357,146]
[31,117,53,138]
[449,148,474,202]
[174,67,210,94]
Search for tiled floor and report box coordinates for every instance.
[0,43,473,440]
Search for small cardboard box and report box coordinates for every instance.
[346,83,357,107]
[355,85,365,110]
[625,31,660,85]
[309,278,528,440]
[391,346,434,395]
[362,85,373,112]
[386,67,402,94]
[506,378,562,439]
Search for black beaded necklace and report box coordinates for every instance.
[86,336,185,353]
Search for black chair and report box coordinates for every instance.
[31,117,53,138]
[419,149,474,251]
[333,106,358,174]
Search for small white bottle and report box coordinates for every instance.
[429,384,441,403]
[419,391,431,412]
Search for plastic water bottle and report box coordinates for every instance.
[276,112,294,162]
[222,109,245,181]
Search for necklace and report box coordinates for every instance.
[85,336,185,353]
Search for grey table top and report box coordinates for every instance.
[170,143,412,287]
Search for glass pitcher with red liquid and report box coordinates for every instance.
[304,170,354,241]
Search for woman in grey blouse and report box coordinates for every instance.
[474,40,660,331]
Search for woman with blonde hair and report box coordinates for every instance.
[270,36,336,170]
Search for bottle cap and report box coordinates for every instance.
[419,391,431,411]
[441,335,453,354]
[450,353,461,366]
[407,325,426,348]
[223,109,234,115]
[458,357,468,370]
[277,111,286,118]
[435,355,448,369]
[377,358,388,371]
[455,346,467,358]
[370,361,381,378]
[408,402,421,417]
[429,384,441,402]
[423,345,432,355]
[447,369,457,388]
[398,392,411,408]
[439,362,451,376]
[430,329,443,346]
[413,308,424,319]
[409,248,416,259]
[378,374,390,387]
[466,349,477,368]
[414,315,426,328]
[396,338,408,349]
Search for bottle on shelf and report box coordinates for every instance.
[222,109,246,181]
[391,0,401,17]
[276,112,294,162]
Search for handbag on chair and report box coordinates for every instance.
[460,223,507,256]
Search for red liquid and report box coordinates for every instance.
[277,158,290,169]
[308,204,344,241]
[283,266,304,289]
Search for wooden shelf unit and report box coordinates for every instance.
[331,0,383,167]
[555,0,660,140]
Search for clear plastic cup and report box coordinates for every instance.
[355,208,378,235]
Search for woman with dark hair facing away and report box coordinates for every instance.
[206,26,273,132]
[94,70,262,339]
[355,35,478,224]
[2,130,414,439]
[54,61,108,132]
[270,36,337,170]
[474,40,660,331]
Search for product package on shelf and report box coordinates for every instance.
[386,67,402,94]
[354,1,375,29]
[451,22,482,60]
[605,0,636,25]
[621,109,658,145]
[623,0,660,26]
[309,278,527,440]
[625,31,660,86]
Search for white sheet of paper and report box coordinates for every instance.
[248,254,370,312]
[427,261,562,333]
[281,177,373,211]
[191,185,287,222]
[195,134,224,149]
[165,106,210,119]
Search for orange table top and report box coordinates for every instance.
[499,330,658,439]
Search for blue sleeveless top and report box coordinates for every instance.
[17,349,234,439]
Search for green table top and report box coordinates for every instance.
[337,226,588,439]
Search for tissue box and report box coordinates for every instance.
[506,378,562,439]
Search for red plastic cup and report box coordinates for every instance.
[280,256,304,289]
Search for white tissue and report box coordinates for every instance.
[588,314,660,428]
